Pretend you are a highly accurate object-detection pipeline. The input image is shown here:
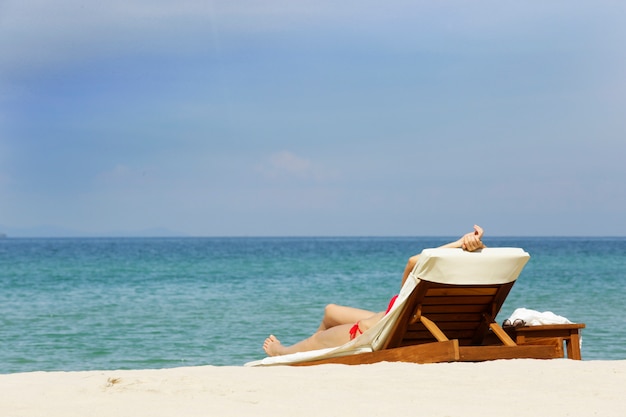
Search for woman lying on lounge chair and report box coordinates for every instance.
[262,225,486,357]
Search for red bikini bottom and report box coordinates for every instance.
[349,295,399,340]
[349,323,362,340]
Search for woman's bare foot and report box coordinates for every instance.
[263,335,287,356]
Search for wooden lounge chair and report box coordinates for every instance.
[246,248,583,367]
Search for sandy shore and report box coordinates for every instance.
[1,359,624,417]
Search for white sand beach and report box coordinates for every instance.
[1,359,624,417]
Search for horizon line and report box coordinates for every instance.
[2,234,626,239]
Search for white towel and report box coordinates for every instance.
[505,307,573,326]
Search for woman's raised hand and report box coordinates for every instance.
[461,225,485,251]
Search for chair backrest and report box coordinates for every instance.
[383,279,516,348]
[381,247,529,349]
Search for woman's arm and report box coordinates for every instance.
[438,224,485,251]
[400,225,485,287]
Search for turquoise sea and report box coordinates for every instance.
[1,237,624,373]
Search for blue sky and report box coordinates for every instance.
[1,1,625,237]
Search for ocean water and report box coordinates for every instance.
[1,237,624,374]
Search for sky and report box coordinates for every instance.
[1,0,625,237]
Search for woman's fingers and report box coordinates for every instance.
[463,227,484,251]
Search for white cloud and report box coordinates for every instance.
[256,151,336,182]
[269,151,311,174]
[95,164,151,187]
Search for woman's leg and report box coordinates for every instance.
[316,304,377,332]
[264,324,354,356]
[264,310,386,357]
[262,304,375,356]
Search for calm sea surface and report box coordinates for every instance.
[1,237,624,373]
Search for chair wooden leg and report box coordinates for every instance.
[567,332,582,360]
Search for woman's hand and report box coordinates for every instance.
[461,225,484,252]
